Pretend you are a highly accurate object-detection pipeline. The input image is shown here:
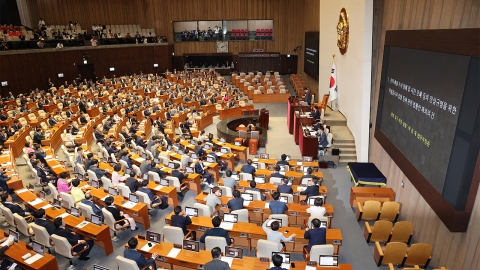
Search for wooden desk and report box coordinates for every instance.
[88,187,151,230]
[165,213,343,254]
[212,139,248,162]
[218,105,254,120]
[0,229,59,270]
[349,187,396,206]
[15,189,114,256]
[0,149,24,190]
[126,240,351,270]
[299,127,320,159]
[253,93,291,103]
[287,99,310,134]
[294,112,314,145]
[196,112,214,131]
[234,166,324,185]
[4,126,32,158]
[201,104,216,114]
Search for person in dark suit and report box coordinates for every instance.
[227,190,244,212]
[135,133,147,149]
[200,216,232,245]
[269,254,287,270]
[241,159,256,175]
[304,218,327,252]
[304,88,312,105]
[85,153,94,171]
[276,154,290,166]
[89,159,107,179]
[193,141,205,157]
[300,179,319,200]
[171,163,188,183]
[301,167,316,183]
[171,206,196,240]
[48,116,58,127]
[33,128,45,144]
[245,181,265,200]
[79,112,88,125]
[34,208,55,235]
[195,157,213,187]
[210,145,227,172]
[104,196,138,231]
[33,160,57,185]
[52,217,94,261]
[125,171,141,192]
[81,193,104,218]
[277,178,293,194]
[312,105,321,121]
[270,165,285,180]
[138,180,168,209]
[124,237,158,270]
[93,125,105,142]
[205,247,230,270]
[269,192,288,214]
[317,126,328,149]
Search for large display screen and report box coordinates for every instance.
[377,46,469,193]
[304,32,319,80]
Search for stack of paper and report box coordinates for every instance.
[167,248,181,258]
[122,202,137,209]
[25,254,43,264]
[219,222,234,230]
[220,257,233,267]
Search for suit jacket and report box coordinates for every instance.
[106,205,126,225]
[241,165,256,175]
[33,132,45,144]
[125,177,140,193]
[89,166,106,179]
[36,166,49,182]
[227,197,244,211]
[48,118,58,126]
[171,214,192,235]
[304,227,327,251]
[94,130,105,140]
[222,177,238,190]
[35,218,56,235]
[300,185,319,200]
[305,91,312,105]
[53,227,83,246]
[204,259,230,270]
[277,184,293,194]
[269,200,288,214]
[194,162,206,175]
[81,199,103,217]
[200,228,231,245]
[124,249,155,270]
[318,132,328,148]
[171,170,187,183]
[270,173,285,179]
[138,187,157,201]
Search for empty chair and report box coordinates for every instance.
[218,186,233,197]
[280,193,293,203]
[364,220,393,243]
[270,177,283,185]
[117,183,131,198]
[389,221,413,244]
[13,214,34,242]
[379,201,400,222]
[269,214,289,227]
[166,176,188,193]
[403,243,432,268]
[102,208,130,241]
[148,171,160,182]
[374,241,408,266]
[51,234,91,268]
[356,200,381,221]
[132,165,141,176]
[245,189,262,201]
[303,244,334,262]
[60,192,75,209]
[193,203,212,217]
[163,225,192,245]
[205,236,229,254]
[48,182,59,199]
[102,177,113,191]
[77,202,95,221]
[30,223,54,253]
[116,255,153,270]
[256,239,281,258]
[239,172,252,181]
[231,209,249,223]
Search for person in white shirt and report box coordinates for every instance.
[197,130,207,142]
[113,112,121,123]
[111,164,125,187]
[306,197,326,216]
[180,149,193,168]
[205,186,221,212]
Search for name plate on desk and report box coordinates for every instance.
[173,244,182,249]
[240,233,247,238]
[333,240,341,244]
[264,190,270,194]
[260,257,270,262]
[198,226,206,231]
[222,204,228,208]
[307,261,317,266]
[326,213,333,217]
[254,209,261,213]
[156,256,166,262]
[300,201,307,206]
[289,212,298,216]
[293,192,299,196]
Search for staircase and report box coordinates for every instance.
[324,108,357,165]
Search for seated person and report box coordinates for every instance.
[277,178,293,194]
[270,165,285,179]
[245,180,265,200]
[70,178,87,203]
[300,179,319,200]
[269,191,288,214]
[240,159,256,175]
[193,141,205,156]
[304,218,327,252]
[81,193,103,218]
[171,163,188,183]
[34,208,55,235]
[200,216,232,245]
[276,154,289,166]
[52,217,94,261]
[1,193,33,218]
[171,206,196,240]
[125,171,141,192]
[124,237,158,270]
[104,196,138,231]
[138,180,168,209]
[306,197,326,216]
[111,164,125,187]
[205,247,230,270]
[227,190,244,211]
[89,159,107,179]
[195,157,214,188]
[269,254,288,270]
[205,186,222,212]
[301,167,315,182]
[210,145,227,172]
[262,216,296,250]
[221,170,238,190]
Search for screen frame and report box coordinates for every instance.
[304,31,319,80]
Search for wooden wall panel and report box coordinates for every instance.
[0,44,172,96]
[370,0,480,269]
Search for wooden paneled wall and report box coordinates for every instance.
[0,44,173,96]
[26,0,306,58]
[370,0,480,269]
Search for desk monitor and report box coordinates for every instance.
[252,163,258,169]
[129,193,139,203]
[203,145,211,150]
[183,239,199,252]
[143,174,149,181]
[225,246,243,259]
[285,155,291,161]
[223,213,238,223]
[178,149,184,155]
[32,241,45,256]
[190,140,196,145]
[303,166,312,174]
[168,162,175,169]
[185,207,198,217]
[27,183,35,192]
[231,174,239,181]
[91,214,103,226]
[310,220,327,229]
[126,168,132,175]
[319,255,339,266]
[52,198,61,208]
[220,138,226,143]
[254,176,265,184]
[8,229,18,243]
[272,252,290,263]
[303,156,313,162]
[266,218,282,228]
[308,197,317,206]
[234,141,241,146]
[160,179,169,186]
[108,187,118,196]
[142,153,147,159]
[185,167,194,174]
[191,153,199,159]
[91,179,99,189]
[206,156,215,163]
[279,196,288,203]
[167,145,172,151]
[241,193,253,201]
[153,158,160,164]
[260,153,269,159]
[146,231,161,244]
[70,207,80,217]
[38,191,46,200]
[220,147,228,154]
[93,265,109,270]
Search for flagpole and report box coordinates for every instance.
[330,54,336,111]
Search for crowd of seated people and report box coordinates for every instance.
[180,26,223,41]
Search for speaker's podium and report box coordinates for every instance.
[260,108,269,129]
[249,130,260,155]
